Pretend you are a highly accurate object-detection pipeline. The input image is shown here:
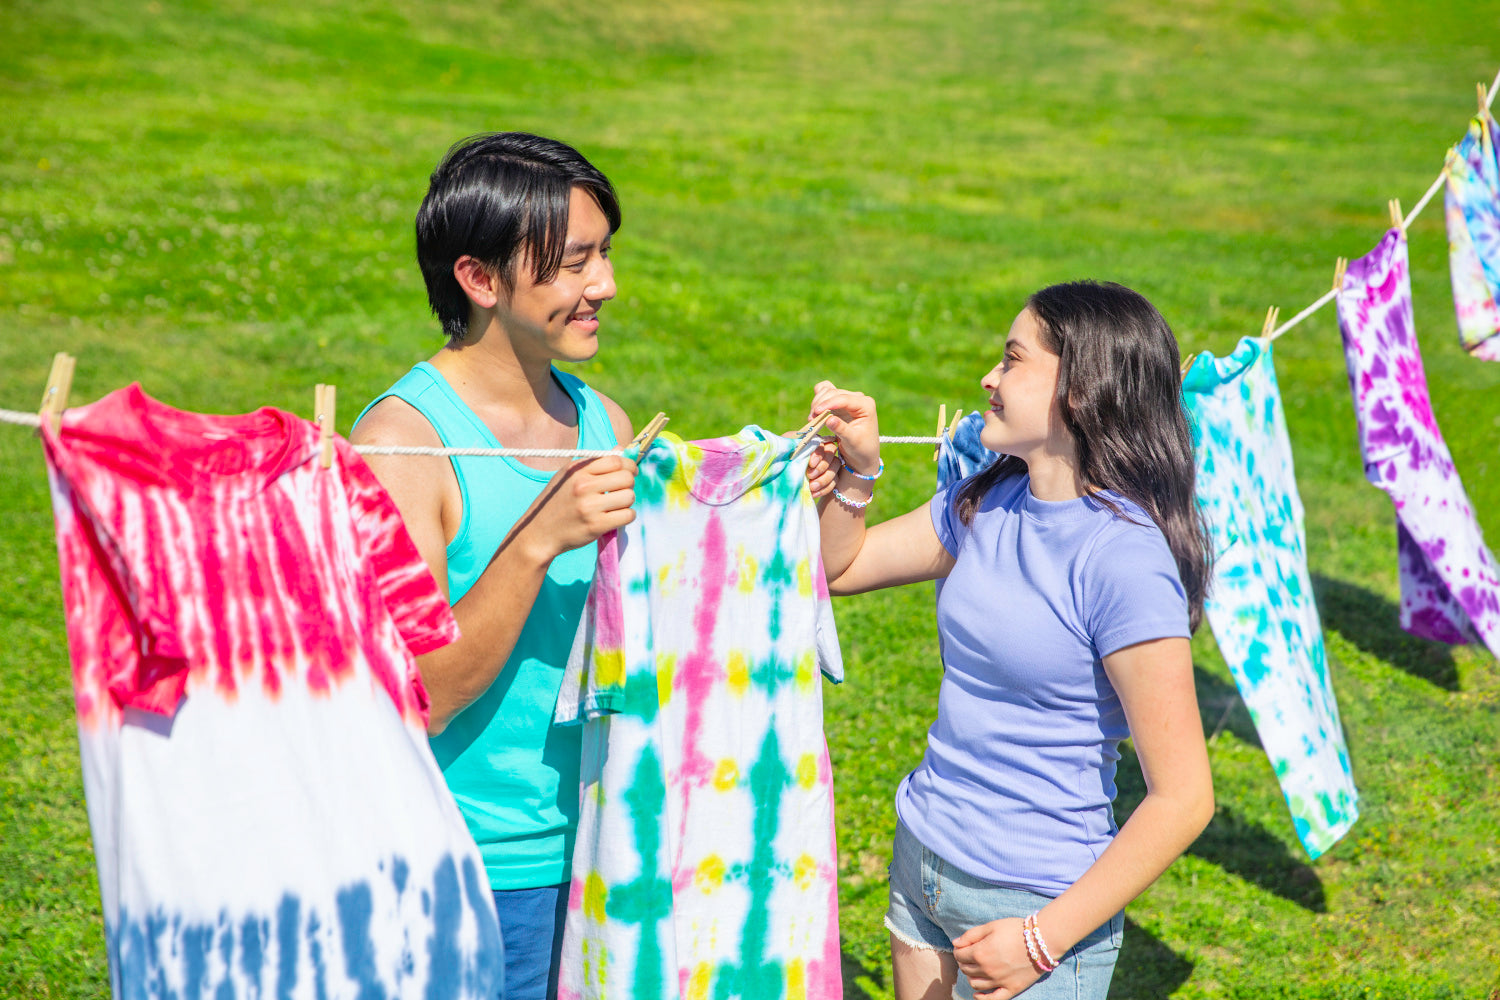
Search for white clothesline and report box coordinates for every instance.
[1,408,943,456]
[1266,67,1500,342]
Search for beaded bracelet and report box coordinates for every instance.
[831,486,872,510]
[841,457,884,482]
[1022,913,1059,973]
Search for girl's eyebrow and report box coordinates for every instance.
[563,239,599,256]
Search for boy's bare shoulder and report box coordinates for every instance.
[594,390,635,444]
[349,395,442,448]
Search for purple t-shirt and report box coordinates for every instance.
[895,473,1190,897]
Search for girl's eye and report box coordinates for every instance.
[564,259,587,272]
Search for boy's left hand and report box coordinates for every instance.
[805,439,840,498]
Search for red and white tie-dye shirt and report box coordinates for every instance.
[44,384,502,1000]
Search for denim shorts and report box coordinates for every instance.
[885,819,1123,1000]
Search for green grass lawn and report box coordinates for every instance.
[3,1,1499,997]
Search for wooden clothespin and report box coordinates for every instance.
[932,404,947,461]
[946,408,963,439]
[39,352,76,435]
[1259,306,1280,340]
[791,410,831,453]
[314,384,336,470]
[1332,256,1348,293]
[1482,82,1491,117]
[1388,198,1405,234]
[625,412,669,457]
[1179,352,1199,380]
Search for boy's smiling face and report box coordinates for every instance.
[497,185,617,364]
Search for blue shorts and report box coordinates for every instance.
[492,883,568,1000]
[884,819,1123,1000]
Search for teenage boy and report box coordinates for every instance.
[353,132,637,1000]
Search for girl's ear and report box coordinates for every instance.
[453,256,501,310]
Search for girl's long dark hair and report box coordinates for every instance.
[955,280,1213,631]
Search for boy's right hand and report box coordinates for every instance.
[811,381,881,478]
[514,455,638,562]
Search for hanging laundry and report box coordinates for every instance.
[1183,337,1358,858]
[43,385,503,1000]
[1444,108,1500,360]
[935,411,998,492]
[1336,229,1500,657]
[553,428,844,1000]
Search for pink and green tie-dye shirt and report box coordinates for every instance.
[554,427,844,1000]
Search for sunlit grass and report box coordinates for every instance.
[2,1,1497,997]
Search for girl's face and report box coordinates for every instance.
[978,308,1071,462]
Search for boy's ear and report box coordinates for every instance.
[453,256,500,309]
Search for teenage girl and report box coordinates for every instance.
[807,281,1215,1000]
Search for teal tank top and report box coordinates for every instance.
[356,362,618,890]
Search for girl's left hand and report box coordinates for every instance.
[952,918,1042,999]
[805,439,841,498]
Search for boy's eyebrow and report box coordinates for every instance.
[563,237,609,256]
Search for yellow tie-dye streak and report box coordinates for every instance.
[584,871,608,923]
[726,650,750,697]
[795,650,816,689]
[793,854,817,890]
[796,558,813,597]
[737,547,758,594]
[687,962,713,1000]
[695,854,726,893]
[593,647,625,690]
[712,759,740,791]
[656,652,675,706]
[795,753,819,789]
[786,959,807,1000]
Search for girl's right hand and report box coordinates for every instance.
[810,380,881,478]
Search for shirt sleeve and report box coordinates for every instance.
[1083,520,1192,658]
[44,430,191,719]
[929,481,968,558]
[555,529,627,724]
[339,439,460,657]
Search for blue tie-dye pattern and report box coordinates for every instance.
[241,916,265,996]
[104,855,499,1000]
[276,895,300,1000]
[308,910,330,1000]
[336,884,387,1000]
[458,857,503,1000]
[424,856,462,1000]
[1183,337,1359,859]
[935,412,998,492]
[216,918,237,1000]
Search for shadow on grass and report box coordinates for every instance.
[841,950,880,1000]
[1116,744,1326,912]
[1108,916,1194,1000]
[1312,572,1459,690]
[1193,665,1261,749]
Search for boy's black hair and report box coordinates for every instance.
[415,132,621,342]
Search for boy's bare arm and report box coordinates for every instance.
[352,396,636,735]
